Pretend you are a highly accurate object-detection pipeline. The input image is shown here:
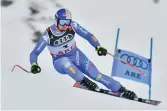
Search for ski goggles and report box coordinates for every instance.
[58,19,71,26]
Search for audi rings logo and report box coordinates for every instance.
[120,54,148,69]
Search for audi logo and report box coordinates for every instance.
[120,54,148,69]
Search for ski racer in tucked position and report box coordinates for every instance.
[30,8,137,100]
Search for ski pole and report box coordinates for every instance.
[107,52,147,76]
[11,64,31,73]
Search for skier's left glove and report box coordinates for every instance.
[96,46,107,56]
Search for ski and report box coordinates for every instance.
[73,82,161,106]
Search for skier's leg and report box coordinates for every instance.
[53,57,84,82]
[69,49,121,92]
[84,61,121,92]
[70,49,136,99]
[53,56,98,90]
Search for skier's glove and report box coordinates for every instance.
[96,46,107,56]
[31,62,41,74]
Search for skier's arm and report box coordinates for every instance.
[30,31,49,64]
[71,21,108,56]
[71,21,101,48]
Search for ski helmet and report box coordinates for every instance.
[55,8,72,21]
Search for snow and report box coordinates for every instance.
[1,0,167,110]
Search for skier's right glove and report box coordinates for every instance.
[31,62,41,74]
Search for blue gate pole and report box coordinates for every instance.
[149,37,153,99]
[114,28,120,55]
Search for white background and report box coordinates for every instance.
[1,0,167,110]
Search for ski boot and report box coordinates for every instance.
[118,85,137,100]
[79,77,98,91]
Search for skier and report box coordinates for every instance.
[30,8,137,100]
